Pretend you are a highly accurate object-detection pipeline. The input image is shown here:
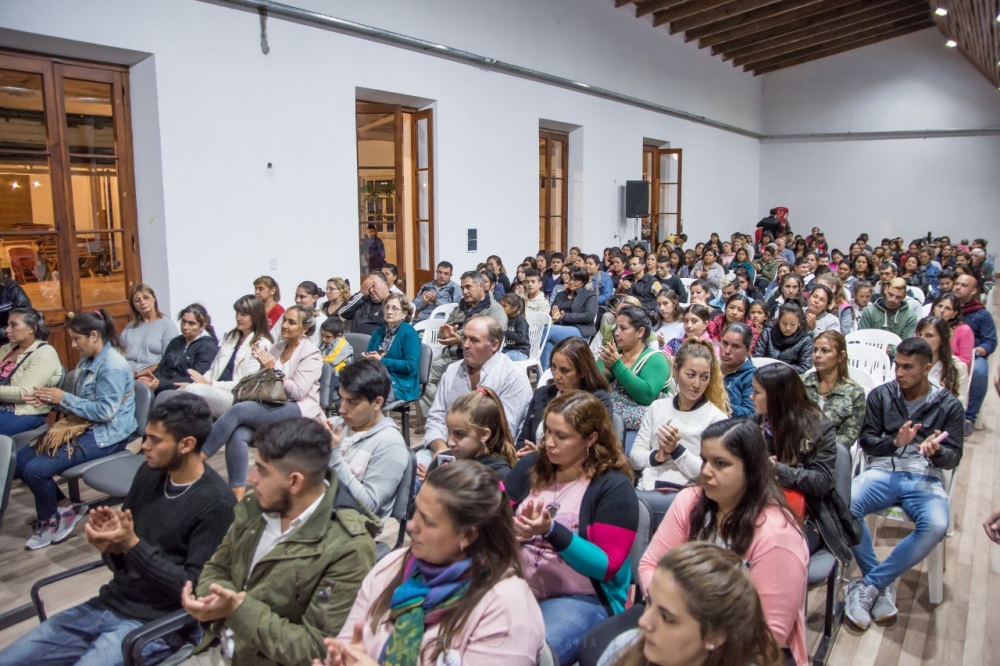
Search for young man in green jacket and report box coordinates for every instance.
[177,418,377,666]
[859,278,918,340]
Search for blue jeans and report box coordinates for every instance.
[967,355,989,423]
[504,349,529,362]
[849,468,950,590]
[14,430,127,521]
[0,602,173,666]
[201,401,301,488]
[0,410,47,437]
[540,325,583,370]
[539,594,609,666]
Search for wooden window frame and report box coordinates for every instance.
[539,130,568,254]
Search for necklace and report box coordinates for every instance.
[163,476,196,500]
[545,472,584,518]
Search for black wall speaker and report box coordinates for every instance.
[625,180,650,218]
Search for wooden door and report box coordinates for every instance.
[356,102,405,287]
[0,52,141,368]
[410,109,434,289]
[539,131,568,254]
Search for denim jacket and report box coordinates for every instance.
[60,344,137,447]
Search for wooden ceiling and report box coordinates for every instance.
[933,1,1000,89]
[613,0,994,77]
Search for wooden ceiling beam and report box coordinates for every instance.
[649,0,732,26]
[750,18,936,74]
[740,14,933,68]
[935,0,1000,88]
[725,4,930,63]
[663,0,786,32]
[634,0,689,18]
[711,0,909,55]
[682,0,828,42]
[615,0,636,7]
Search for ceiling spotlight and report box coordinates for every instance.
[32,180,40,187]
[10,181,19,189]
[946,39,957,47]
[934,7,947,16]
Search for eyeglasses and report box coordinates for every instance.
[383,306,403,313]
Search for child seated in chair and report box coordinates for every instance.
[319,316,353,399]
[500,293,531,362]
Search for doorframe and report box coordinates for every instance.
[355,102,405,286]
[539,130,568,254]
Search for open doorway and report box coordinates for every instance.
[355,100,434,296]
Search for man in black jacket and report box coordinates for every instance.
[653,254,688,302]
[0,394,235,666]
[339,271,390,335]
[844,338,964,632]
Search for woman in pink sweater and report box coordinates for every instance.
[315,461,545,666]
[932,293,974,370]
[637,419,809,666]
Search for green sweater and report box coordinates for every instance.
[858,298,918,340]
[598,347,671,405]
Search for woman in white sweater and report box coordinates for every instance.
[176,295,273,417]
[630,338,731,490]
[804,284,840,339]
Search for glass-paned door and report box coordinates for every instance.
[641,146,683,244]
[356,103,404,286]
[0,53,141,366]
[411,109,434,289]
[539,131,568,254]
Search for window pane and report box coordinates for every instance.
[63,79,115,155]
[417,170,429,219]
[0,233,61,310]
[539,216,546,249]
[77,230,126,307]
[416,118,428,169]
[419,220,430,271]
[550,141,564,179]
[659,214,671,241]
[660,151,679,182]
[70,157,121,231]
[550,216,564,252]
[539,179,546,216]
[539,139,546,176]
[551,178,564,217]
[0,155,55,231]
[0,69,47,151]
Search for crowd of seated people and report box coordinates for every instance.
[0,225,996,666]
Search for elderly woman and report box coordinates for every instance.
[0,308,63,436]
[120,283,179,378]
[363,292,421,403]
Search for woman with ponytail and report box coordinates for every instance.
[315,461,545,666]
[600,542,782,666]
[144,303,219,394]
[17,309,137,550]
[425,387,517,480]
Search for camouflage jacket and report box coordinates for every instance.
[801,373,867,450]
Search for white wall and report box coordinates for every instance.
[0,0,761,321]
[759,28,1000,253]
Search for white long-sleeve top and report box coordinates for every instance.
[630,395,728,490]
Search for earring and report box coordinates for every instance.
[707,644,715,651]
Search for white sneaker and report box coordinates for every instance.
[844,578,879,630]
[25,518,58,550]
[52,503,88,543]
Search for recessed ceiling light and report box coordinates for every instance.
[946,39,957,47]
[934,7,947,16]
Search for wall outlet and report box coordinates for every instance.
[269,257,278,270]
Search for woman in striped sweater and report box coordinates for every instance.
[505,390,639,666]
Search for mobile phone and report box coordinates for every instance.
[931,431,949,445]
[437,454,456,465]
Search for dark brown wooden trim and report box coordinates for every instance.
[635,0,688,19]
[682,0,828,42]
[410,109,434,290]
[664,0,800,32]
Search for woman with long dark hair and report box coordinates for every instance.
[0,308,62,437]
[638,419,808,665]
[601,543,782,666]
[143,303,219,395]
[506,391,638,665]
[317,461,545,665]
[931,292,973,369]
[916,316,969,406]
[753,363,860,561]
[16,310,137,550]
[803,331,866,449]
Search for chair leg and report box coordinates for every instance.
[68,478,82,504]
[400,407,410,436]
[927,540,944,604]
[812,564,841,666]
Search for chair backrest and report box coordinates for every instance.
[524,312,552,363]
[418,344,433,386]
[921,302,933,317]
[846,344,892,384]
[833,442,852,505]
[538,368,553,387]
[319,362,333,410]
[847,367,878,394]
[846,329,902,353]
[613,413,625,448]
[345,333,371,358]
[0,434,14,522]
[60,366,76,393]
[751,356,787,369]
[908,286,925,303]
[430,302,458,320]
[630,496,652,594]
[392,449,417,523]
[418,318,446,355]
[133,381,153,438]
[679,277,695,289]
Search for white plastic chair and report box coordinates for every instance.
[513,312,552,377]
[429,302,458,320]
[414,318,446,360]
[847,366,878,394]
[750,356,788,369]
[846,329,902,354]
[846,344,892,385]
[922,302,933,317]
[908,286,925,303]
[537,368,553,387]
[679,277,695,290]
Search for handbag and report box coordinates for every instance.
[232,368,288,404]
[609,349,660,431]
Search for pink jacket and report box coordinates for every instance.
[638,487,809,666]
[337,549,546,665]
[951,323,974,370]
[270,337,322,419]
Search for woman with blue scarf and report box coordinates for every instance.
[315,461,545,665]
